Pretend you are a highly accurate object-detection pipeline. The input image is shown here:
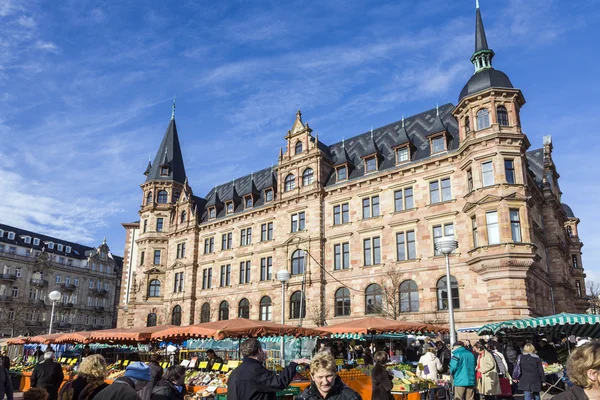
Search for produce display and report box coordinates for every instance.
[390,369,439,392]
[184,370,229,387]
[543,363,564,375]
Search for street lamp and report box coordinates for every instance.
[276,269,291,367]
[48,290,62,335]
[435,237,458,345]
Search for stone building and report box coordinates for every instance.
[118,4,587,330]
[0,223,123,337]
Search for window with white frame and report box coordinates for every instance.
[396,230,416,261]
[7,232,15,240]
[363,237,381,266]
[486,211,500,245]
[482,161,494,186]
[33,238,40,246]
[433,223,454,256]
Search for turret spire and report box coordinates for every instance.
[146,105,187,184]
[471,1,495,72]
[171,96,176,120]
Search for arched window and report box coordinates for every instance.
[437,276,460,310]
[146,191,153,205]
[476,108,490,130]
[148,279,161,298]
[238,298,250,319]
[302,168,314,186]
[180,211,187,223]
[335,287,351,317]
[171,305,182,326]
[399,280,419,313]
[465,117,471,133]
[200,303,210,323]
[284,174,296,192]
[157,190,168,204]
[259,296,272,321]
[295,141,303,155]
[496,106,509,126]
[291,249,305,275]
[219,301,229,321]
[147,313,157,327]
[365,284,383,315]
[290,291,306,319]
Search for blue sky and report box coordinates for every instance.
[1,1,598,283]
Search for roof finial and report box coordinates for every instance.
[472,0,494,72]
[401,115,405,128]
[171,95,176,120]
[148,155,151,162]
[102,237,107,245]
[370,127,374,139]
[436,103,440,116]
[476,0,479,9]
[342,138,345,148]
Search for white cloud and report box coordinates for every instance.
[17,15,35,28]
[35,40,58,52]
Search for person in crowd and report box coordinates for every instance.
[371,351,394,400]
[489,345,510,380]
[503,340,520,375]
[31,351,64,400]
[297,352,360,400]
[81,345,93,358]
[513,343,545,400]
[140,355,163,400]
[226,338,309,400]
[436,341,452,374]
[151,365,187,400]
[0,358,14,400]
[1,351,10,371]
[33,346,44,363]
[487,337,500,352]
[450,341,476,400]
[464,340,473,352]
[553,342,600,400]
[538,339,559,365]
[474,343,500,400]
[353,346,364,361]
[206,349,224,370]
[417,346,443,381]
[406,342,418,363]
[57,354,108,400]
[318,346,334,357]
[24,388,48,400]
[335,343,347,360]
[92,361,151,400]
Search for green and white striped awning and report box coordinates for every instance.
[477,313,600,338]
[329,333,410,340]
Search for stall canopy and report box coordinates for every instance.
[152,318,329,341]
[27,333,68,345]
[89,325,177,343]
[477,313,600,337]
[54,331,95,344]
[6,337,29,345]
[318,317,449,335]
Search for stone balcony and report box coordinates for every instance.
[30,278,48,287]
[0,295,12,303]
[60,302,74,309]
[28,298,46,306]
[94,306,105,311]
[0,273,17,282]
[60,283,76,291]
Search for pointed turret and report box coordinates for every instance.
[146,110,187,184]
[471,1,494,72]
[143,158,152,176]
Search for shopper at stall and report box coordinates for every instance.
[450,341,476,400]
[552,342,600,400]
[226,338,309,400]
[297,352,361,400]
[31,351,64,400]
[1,351,10,371]
[488,345,510,380]
[151,365,187,400]
[417,346,443,381]
[371,351,394,400]
[206,349,224,370]
[474,343,500,400]
[92,361,151,400]
[436,341,452,373]
[538,339,559,365]
[81,346,93,358]
[33,346,44,363]
[23,388,48,400]
[140,355,163,400]
[0,359,14,400]
[512,344,545,400]
[57,354,108,400]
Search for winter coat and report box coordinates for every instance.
[491,351,511,382]
[0,365,14,400]
[538,345,559,365]
[92,377,141,400]
[1,356,10,371]
[552,386,589,400]
[140,362,163,400]
[297,376,361,400]
[417,352,443,381]
[150,380,186,400]
[477,351,501,396]
[516,354,545,393]
[449,346,476,387]
[31,359,65,400]
[371,364,394,400]
[57,375,107,400]
[437,347,451,373]
[226,357,297,400]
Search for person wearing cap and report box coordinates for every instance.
[93,361,152,400]
[31,352,64,400]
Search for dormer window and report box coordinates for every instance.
[431,135,446,153]
[66,246,71,253]
[295,141,303,155]
[23,236,31,244]
[209,207,216,219]
[337,166,347,181]
[33,238,40,246]
[284,174,296,192]
[48,242,55,249]
[476,108,490,130]
[226,202,234,214]
[160,166,169,176]
[57,244,64,252]
[365,156,377,173]
[244,196,253,209]
[395,146,410,163]
[7,232,15,240]
[265,189,274,202]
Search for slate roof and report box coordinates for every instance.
[146,119,187,184]
[475,6,489,52]
[459,69,514,102]
[562,203,576,218]
[525,148,544,188]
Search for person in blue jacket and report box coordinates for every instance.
[450,341,476,400]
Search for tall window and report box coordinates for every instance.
[202,268,212,289]
[284,174,296,192]
[146,191,153,205]
[260,296,272,321]
[486,211,500,245]
[362,196,380,218]
[261,222,274,241]
[437,276,460,310]
[504,159,515,184]
[153,250,161,265]
[394,188,414,212]
[467,169,473,192]
[295,141,303,155]
[204,237,214,254]
[335,288,351,316]
[396,230,416,261]
[239,261,251,284]
[510,209,522,242]
[431,136,445,153]
[148,280,161,297]
[147,313,157,327]
[365,284,383,314]
[209,208,216,219]
[171,305,182,326]
[219,301,229,321]
[245,196,253,209]
[180,211,187,223]
[290,291,306,319]
[472,217,478,247]
[200,303,210,323]
[333,203,349,225]
[221,232,232,250]
[337,166,347,181]
[241,228,252,246]
[173,272,184,292]
[496,106,509,126]
[265,189,274,202]
[334,243,350,270]
[399,280,419,313]
[176,242,186,258]
[363,237,381,266]
[465,116,471,133]
[157,190,168,204]
[302,168,314,186]
[291,212,305,232]
[156,218,164,232]
[482,161,494,186]
[477,108,490,130]
[260,257,273,281]
[576,281,583,298]
[430,178,451,204]
[291,249,305,275]
[220,264,231,287]
[226,202,234,214]
[572,255,579,269]
[433,223,454,256]
[238,298,250,318]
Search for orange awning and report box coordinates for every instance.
[7,337,30,345]
[54,331,95,344]
[89,325,177,343]
[318,317,449,335]
[27,333,67,344]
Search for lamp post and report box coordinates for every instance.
[48,290,62,335]
[434,237,458,345]
[276,269,291,367]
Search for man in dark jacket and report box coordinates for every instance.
[151,365,187,400]
[30,351,64,400]
[538,339,559,364]
[93,361,151,400]
[436,341,452,374]
[1,351,10,371]
[0,363,14,400]
[227,338,309,400]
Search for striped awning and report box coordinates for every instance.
[477,313,600,337]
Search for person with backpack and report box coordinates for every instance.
[57,354,108,400]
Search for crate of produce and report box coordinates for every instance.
[276,386,301,397]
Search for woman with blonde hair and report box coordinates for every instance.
[297,352,361,400]
[553,342,600,400]
[58,354,108,400]
[512,343,544,400]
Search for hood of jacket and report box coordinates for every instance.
[421,352,438,361]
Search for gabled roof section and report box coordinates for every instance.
[333,140,353,167]
[392,117,414,149]
[290,110,306,134]
[526,148,544,188]
[239,174,261,197]
[362,131,381,158]
[146,118,187,184]
[426,106,448,137]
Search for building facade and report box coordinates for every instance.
[118,5,587,330]
[0,223,123,337]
